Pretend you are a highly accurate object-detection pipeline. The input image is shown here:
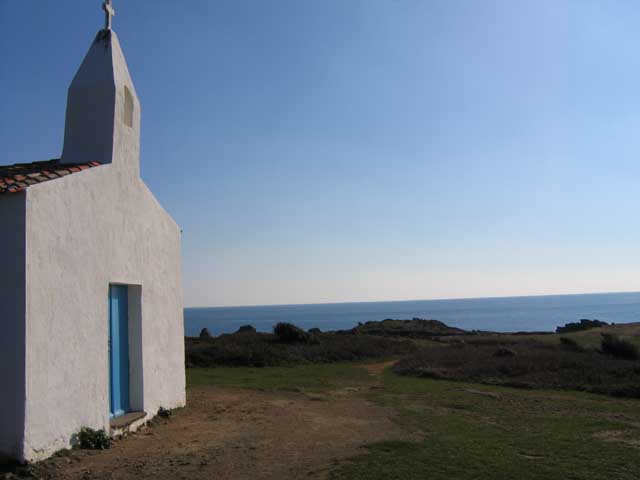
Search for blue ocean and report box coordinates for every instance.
[184,291,640,337]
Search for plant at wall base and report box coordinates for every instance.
[157,407,173,419]
[78,427,112,450]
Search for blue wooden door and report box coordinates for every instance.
[109,285,130,418]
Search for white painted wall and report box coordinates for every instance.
[0,193,26,461]
[22,163,185,461]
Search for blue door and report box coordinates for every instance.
[109,285,130,418]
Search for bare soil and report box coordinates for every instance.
[26,364,406,480]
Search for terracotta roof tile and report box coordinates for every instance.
[0,159,102,195]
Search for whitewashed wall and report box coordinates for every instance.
[21,163,185,461]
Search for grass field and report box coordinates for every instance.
[187,362,373,392]
[453,322,640,349]
[188,361,640,480]
[334,370,640,480]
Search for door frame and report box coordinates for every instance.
[109,284,130,419]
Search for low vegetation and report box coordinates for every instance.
[600,333,639,360]
[559,336,585,351]
[186,326,417,368]
[273,322,313,343]
[186,320,640,399]
[78,427,112,450]
[393,337,640,398]
[157,407,173,419]
[556,319,609,333]
[199,327,212,339]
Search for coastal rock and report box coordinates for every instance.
[237,325,257,334]
[349,318,467,338]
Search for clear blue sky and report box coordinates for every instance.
[1,1,639,307]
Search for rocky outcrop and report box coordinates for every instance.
[348,318,466,338]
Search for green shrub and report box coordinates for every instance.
[394,339,640,398]
[185,327,417,368]
[157,407,173,419]
[274,322,311,344]
[559,336,585,352]
[556,319,608,334]
[78,427,112,450]
[600,334,639,360]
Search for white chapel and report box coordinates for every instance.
[0,1,186,462]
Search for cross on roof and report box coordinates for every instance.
[103,0,115,30]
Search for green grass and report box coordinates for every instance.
[453,323,640,350]
[332,369,640,480]
[549,324,640,350]
[187,363,372,392]
[186,345,640,480]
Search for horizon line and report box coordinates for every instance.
[185,289,640,311]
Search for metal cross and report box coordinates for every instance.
[103,0,115,30]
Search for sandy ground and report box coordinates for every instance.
[18,363,406,480]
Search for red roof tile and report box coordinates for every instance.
[0,159,101,195]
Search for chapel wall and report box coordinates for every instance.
[21,163,185,462]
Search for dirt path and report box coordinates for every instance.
[26,363,406,480]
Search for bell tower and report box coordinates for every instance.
[61,1,141,176]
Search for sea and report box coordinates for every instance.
[184,291,640,337]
